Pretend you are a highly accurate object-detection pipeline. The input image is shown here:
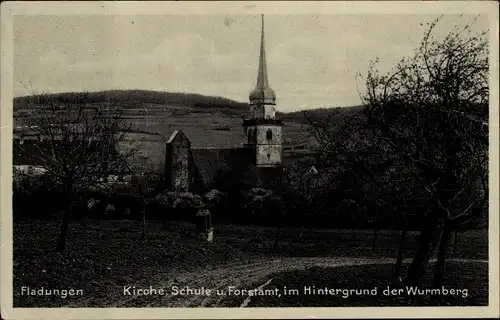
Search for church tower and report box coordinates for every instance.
[243,14,283,168]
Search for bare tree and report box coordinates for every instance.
[305,107,417,275]
[131,167,164,241]
[360,15,488,287]
[16,92,138,251]
[285,160,321,239]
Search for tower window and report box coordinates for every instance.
[248,129,255,144]
[266,129,273,140]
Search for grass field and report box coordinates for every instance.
[122,107,311,148]
[13,219,487,307]
[14,104,312,149]
[15,104,313,172]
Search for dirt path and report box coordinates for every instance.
[112,256,399,307]
[67,256,487,308]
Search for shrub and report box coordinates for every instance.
[203,189,225,207]
[172,192,204,208]
[13,175,64,220]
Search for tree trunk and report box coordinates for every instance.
[299,225,305,238]
[452,230,458,256]
[55,199,72,252]
[430,223,454,305]
[299,205,313,238]
[404,214,440,286]
[273,223,282,251]
[394,225,408,280]
[274,203,285,251]
[141,207,147,240]
[372,228,379,252]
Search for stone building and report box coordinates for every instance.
[243,14,283,168]
[165,15,285,192]
[164,130,191,191]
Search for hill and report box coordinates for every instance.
[14,89,248,114]
[279,105,365,125]
[13,89,363,121]
[13,90,364,148]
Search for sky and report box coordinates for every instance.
[14,14,488,112]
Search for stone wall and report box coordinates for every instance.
[255,125,283,166]
[165,130,191,191]
[251,105,276,119]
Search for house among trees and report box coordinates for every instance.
[12,134,133,180]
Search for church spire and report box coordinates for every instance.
[249,14,276,106]
[256,14,269,90]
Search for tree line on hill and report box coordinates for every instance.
[13,89,249,111]
[14,89,364,122]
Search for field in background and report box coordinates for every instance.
[13,91,363,172]
[121,105,311,148]
[13,89,318,150]
[15,103,313,172]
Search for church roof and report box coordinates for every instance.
[190,146,288,191]
[167,129,181,144]
[249,15,276,106]
[190,147,254,188]
[122,133,168,173]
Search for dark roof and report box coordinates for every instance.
[190,146,286,190]
[191,147,254,187]
[166,130,188,145]
[120,132,169,173]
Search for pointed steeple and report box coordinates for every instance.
[256,14,269,90]
[249,14,276,106]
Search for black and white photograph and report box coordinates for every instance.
[1,1,499,319]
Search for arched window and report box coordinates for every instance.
[266,129,273,141]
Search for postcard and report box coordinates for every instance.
[1,1,498,319]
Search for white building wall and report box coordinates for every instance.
[255,125,282,166]
[256,144,282,166]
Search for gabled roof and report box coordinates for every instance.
[166,129,191,147]
[167,129,181,144]
[191,147,254,188]
[120,132,170,173]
